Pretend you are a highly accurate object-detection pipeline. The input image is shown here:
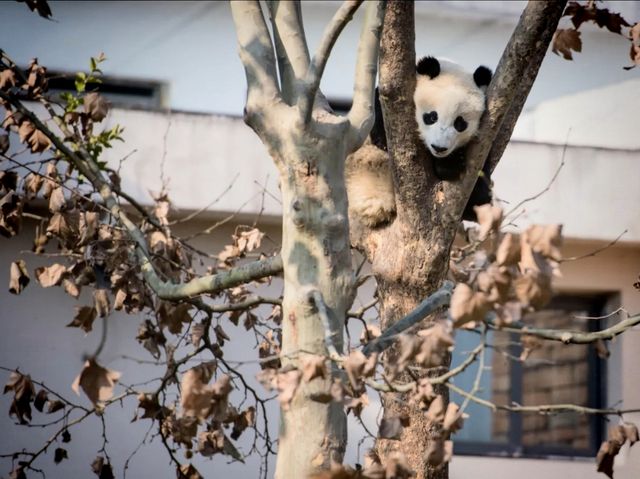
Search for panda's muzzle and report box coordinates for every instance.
[431,144,448,154]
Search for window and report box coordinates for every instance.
[451,295,608,457]
[45,71,166,109]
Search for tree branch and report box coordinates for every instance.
[447,382,640,416]
[298,0,363,124]
[140,255,283,300]
[346,0,386,152]
[1,90,284,300]
[230,1,281,115]
[486,312,640,344]
[309,289,343,361]
[362,281,453,356]
[267,0,310,104]
[448,0,567,220]
[485,0,568,174]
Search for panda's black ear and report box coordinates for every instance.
[473,66,492,88]
[416,56,440,79]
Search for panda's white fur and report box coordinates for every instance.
[346,56,492,228]
[414,58,487,158]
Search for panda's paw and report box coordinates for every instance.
[350,196,396,228]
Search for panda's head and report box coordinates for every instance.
[414,56,492,158]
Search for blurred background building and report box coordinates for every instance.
[1,1,639,478]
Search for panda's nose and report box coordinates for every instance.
[431,144,448,153]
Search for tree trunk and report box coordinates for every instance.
[274,120,354,478]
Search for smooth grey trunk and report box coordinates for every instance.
[275,120,353,477]
[230,2,384,477]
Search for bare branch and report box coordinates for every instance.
[365,343,484,393]
[485,1,568,174]
[447,382,640,416]
[362,281,454,356]
[1,90,284,300]
[309,290,343,361]
[559,230,628,263]
[230,1,281,113]
[486,312,640,344]
[140,256,283,300]
[347,1,386,151]
[266,1,310,103]
[298,0,363,124]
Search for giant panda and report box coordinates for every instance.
[345,56,493,226]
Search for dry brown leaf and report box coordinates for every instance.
[450,283,491,327]
[414,323,455,368]
[345,392,369,418]
[66,306,97,333]
[178,463,203,479]
[84,92,109,122]
[276,368,302,410]
[496,233,521,266]
[425,395,446,424]
[411,378,436,409]
[301,354,327,382]
[514,271,552,310]
[180,361,217,420]
[623,422,639,447]
[4,372,35,424]
[236,227,264,254]
[9,260,30,295]
[18,121,35,143]
[91,456,115,479]
[520,334,543,361]
[71,360,121,405]
[0,69,16,90]
[197,428,225,457]
[61,278,80,298]
[190,322,205,347]
[35,263,66,287]
[553,28,582,60]
[359,324,381,345]
[525,224,563,261]
[343,350,376,391]
[23,172,44,198]
[596,440,617,479]
[28,129,52,153]
[93,289,110,317]
[231,406,255,440]
[474,204,503,240]
[443,402,466,433]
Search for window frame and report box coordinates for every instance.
[453,294,608,459]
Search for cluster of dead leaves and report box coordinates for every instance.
[218,226,265,268]
[596,423,638,478]
[553,2,639,69]
[0,171,23,238]
[450,205,563,333]
[151,362,251,461]
[3,372,65,424]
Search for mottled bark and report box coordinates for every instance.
[231,2,385,477]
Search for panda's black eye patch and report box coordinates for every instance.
[423,111,438,125]
[454,116,468,132]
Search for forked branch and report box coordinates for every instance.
[298,0,363,123]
